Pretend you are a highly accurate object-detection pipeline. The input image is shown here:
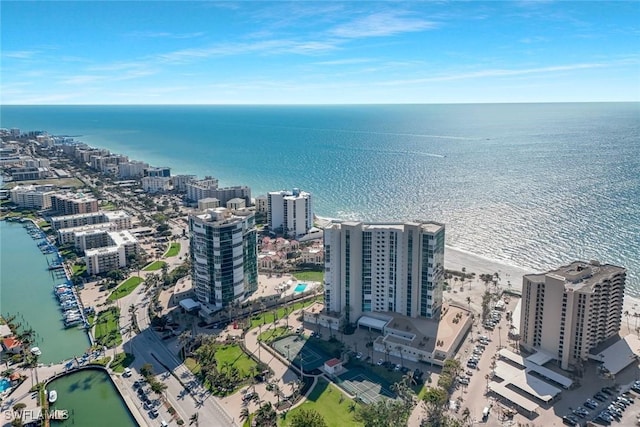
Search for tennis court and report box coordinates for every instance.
[271,335,326,371]
[336,368,395,404]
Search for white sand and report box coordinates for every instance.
[445,245,640,319]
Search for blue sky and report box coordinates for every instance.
[1,1,639,104]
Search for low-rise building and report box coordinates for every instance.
[226,197,246,211]
[85,230,139,275]
[141,176,171,193]
[51,192,99,215]
[9,184,55,209]
[197,197,220,210]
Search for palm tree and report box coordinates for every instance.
[461,407,471,426]
[625,310,630,331]
[396,345,404,367]
[189,412,199,426]
[239,407,249,421]
[313,312,320,334]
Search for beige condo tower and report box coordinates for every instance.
[520,260,626,370]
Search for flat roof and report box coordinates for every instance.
[357,316,390,331]
[499,348,526,367]
[526,350,555,366]
[594,334,640,375]
[499,348,573,388]
[179,298,200,312]
[493,361,560,403]
[489,381,539,413]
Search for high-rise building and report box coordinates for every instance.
[189,208,258,311]
[267,188,313,237]
[323,220,445,325]
[520,260,626,370]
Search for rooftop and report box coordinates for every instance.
[524,260,626,293]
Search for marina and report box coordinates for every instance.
[0,220,89,364]
[46,368,138,427]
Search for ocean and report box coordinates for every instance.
[1,103,639,295]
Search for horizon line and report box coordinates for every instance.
[1,101,639,107]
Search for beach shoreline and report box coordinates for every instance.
[444,244,640,320]
[316,214,639,314]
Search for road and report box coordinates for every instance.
[123,289,238,427]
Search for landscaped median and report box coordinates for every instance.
[107,276,144,301]
[164,242,180,258]
[185,339,264,397]
[94,307,122,348]
[142,260,166,271]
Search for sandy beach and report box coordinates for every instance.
[445,245,640,322]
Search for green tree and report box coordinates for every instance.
[288,408,327,427]
[150,380,167,395]
[253,402,277,427]
[141,363,154,378]
[422,387,448,427]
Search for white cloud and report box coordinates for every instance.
[2,50,39,59]
[155,38,339,64]
[375,62,616,86]
[314,58,374,66]
[330,11,438,39]
[125,31,206,39]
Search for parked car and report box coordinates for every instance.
[594,393,608,402]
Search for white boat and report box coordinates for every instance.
[48,389,57,403]
[30,347,42,356]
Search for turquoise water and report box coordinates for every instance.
[1,104,638,294]
[294,283,308,293]
[0,221,90,363]
[0,377,10,392]
[47,368,137,427]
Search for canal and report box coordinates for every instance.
[0,220,90,363]
[47,368,137,426]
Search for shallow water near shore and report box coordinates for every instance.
[0,220,90,363]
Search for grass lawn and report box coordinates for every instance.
[94,307,122,348]
[108,276,144,301]
[257,326,290,344]
[292,270,324,283]
[249,299,319,330]
[280,379,362,427]
[215,344,257,377]
[90,356,111,367]
[184,357,201,375]
[100,201,117,211]
[143,260,166,271]
[72,264,86,275]
[110,352,135,373]
[164,242,180,257]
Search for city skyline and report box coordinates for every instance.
[1,1,639,105]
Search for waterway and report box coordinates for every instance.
[47,368,137,427]
[0,220,90,363]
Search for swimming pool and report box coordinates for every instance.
[0,378,11,393]
[294,283,308,293]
